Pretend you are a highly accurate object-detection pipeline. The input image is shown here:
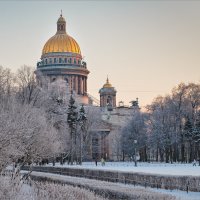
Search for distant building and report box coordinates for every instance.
[36,14,139,161]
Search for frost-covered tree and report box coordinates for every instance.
[67,95,78,165]
[77,105,87,165]
[145,82,200,163]
[16,65,42,106]
[0,99,60,174]
[121,110,148,161]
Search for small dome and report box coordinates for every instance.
[57,15,66,23]
[42,14,81,56]
[103,77,112,88]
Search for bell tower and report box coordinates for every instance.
[99,77,117,110]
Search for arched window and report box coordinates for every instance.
[64,77,68,84]
[107,96,112,104]
[64,58,67,63]
[69,58,72,64]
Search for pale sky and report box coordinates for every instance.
[0,1,200,108]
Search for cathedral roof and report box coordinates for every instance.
[42,14,81,56]
[99,77,117,94]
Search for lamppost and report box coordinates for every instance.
[134,140,137,167]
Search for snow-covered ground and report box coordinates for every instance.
[30,171,200,200]
[47,162,200,176]
[149,188,200,200]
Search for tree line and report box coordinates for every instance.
[121,82,200,164]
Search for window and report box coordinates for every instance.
[49,58,52,64]
[45,59,47,64]
[74,59,76,64]
[107,96,112,104]
[54,58,57,63]
[69,58,72,64]
[78,60,80,65]
[59,58,62,63]
[64,78,68,83]
[64,58,67,63]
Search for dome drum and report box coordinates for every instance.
[37,67,89,76]
[38,56,84,68]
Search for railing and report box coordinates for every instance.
[37,63,87,69]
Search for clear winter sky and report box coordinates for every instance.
[0,1,200,108]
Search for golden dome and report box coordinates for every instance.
[42,34,81,55]
[103,77,112,88]
[42,14,81,56]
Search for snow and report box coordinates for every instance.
[149,188,200,200]
[28,171,200,200]
[46,162,200,176]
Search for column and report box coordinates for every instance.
[69,76,71,92]
[71,75,74,91]
[80,76,83,94]
[83,77,85,94]
[75,76,78,94]
[85,77,87,93]
[78,76,81,94]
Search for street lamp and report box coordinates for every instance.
[134,140,137,167]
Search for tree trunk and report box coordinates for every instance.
[170,145,173,164]
[156,143,159,162]
[181,142,185,163]
[70,131,74,165]
[165,147,169,163]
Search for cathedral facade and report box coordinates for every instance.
[36,14,137,161]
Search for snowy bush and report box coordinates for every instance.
[29,173,176,200]
[31,181,106,200]
[0,176,106,200]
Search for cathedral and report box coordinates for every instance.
[36,14,89,104]
[36,14,138,161]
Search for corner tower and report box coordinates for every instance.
[36,13,89,103]
[99,77,117,110]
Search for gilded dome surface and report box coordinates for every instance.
[42,14,81,56]
[42,34,81,55]
[103,78,112,88]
